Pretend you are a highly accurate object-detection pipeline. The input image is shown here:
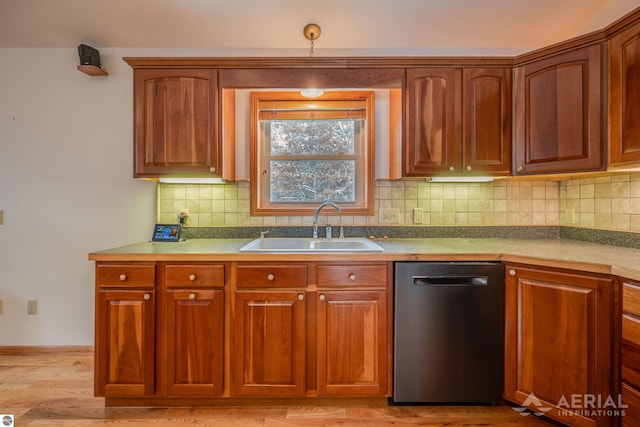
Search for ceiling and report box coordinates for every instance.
[1,0,639,54]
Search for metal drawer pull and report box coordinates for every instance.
[319,294,326,301]
[189,274,197,281]
[119,274,127,281]
[298,293,304,301]
[143,293,151,300]
[267,273,275,281]
[349,273,356,281]
[189,293,196,300]
[509,269,517,276]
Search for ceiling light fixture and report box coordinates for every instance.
[300,88,324,98]
[303,23,321,57]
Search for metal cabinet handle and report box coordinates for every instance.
[298,293,305,301]
[143,293,151,300]
[189,293,196,300]
[210,167,216,173]
[189,274,197,281]
[267,273,275,281]
[509,269,517,276]
[466,165,472,171]
[319,294,326,301]
[448,166,455,172]
[119,274,127,281]
[517,166,524,172]
[349,273,356,281]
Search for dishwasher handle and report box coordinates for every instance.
[412,276,488,286]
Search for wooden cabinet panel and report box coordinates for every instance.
[622,314,640,390]
[405,68,461,176]
[235,264,307,288]
[231,290,306,396]
[317,290,388,396]
[504,264,613,427]
[405,67,511,176]
[609,20,640,167]
[95,289,155,397]
[462,67,512,175]
[96,263,155,288]
[133,69,220,177]
[165,264,224,288]
[316,264,388,288]
[622,382,640,427]
[164,289,224,396]
[624,282,640,317]
[514,44,604,175]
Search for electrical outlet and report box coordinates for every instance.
[27,300,38,315]
[0,299,3,315]
[413,208,423,224]
[563,208,576,225]
[379,208,400,224]
[0,209,4,225]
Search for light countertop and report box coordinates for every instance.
[89,238,640,281]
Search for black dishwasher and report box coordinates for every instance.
[392,262,504,404]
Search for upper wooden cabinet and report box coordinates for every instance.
[513,44,605,175]
[609,20,640,168]
[132,69,220,178]
[405,67,511,177]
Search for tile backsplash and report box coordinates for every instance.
[158,172,640,233]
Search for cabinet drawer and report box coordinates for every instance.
[97,263,155,288]
[622,313,640,389]
[236,265,307,288]
[165,264,224,288]
[317,264,388,288]
[624,282,640,318]
[622,382,640,427]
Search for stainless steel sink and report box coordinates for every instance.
[239,237,384,253]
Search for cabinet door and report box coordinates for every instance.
[164,289,224,396]
[405,68,462,176]
[513,44,604,175]
[609,21,640,167]
[95,289,155,397]
[232,290,306,396]
[462,67,512,175]
[133,69,220,177]
[317,290,388,396]
[504,265,613,427]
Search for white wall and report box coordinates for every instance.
[0,48,156,345]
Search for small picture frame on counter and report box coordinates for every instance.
[151,224,182,242]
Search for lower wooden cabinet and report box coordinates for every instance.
[231,262,391,398]
[504,263,614,427]
[317,289,388,396]
[621,280,640,426]
[94,263,156,398]
[163,288,224,396]
[232,290,307,396]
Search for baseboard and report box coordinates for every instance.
[0,345,93,355]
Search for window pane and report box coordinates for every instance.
[269,120,357,156]
[269,160,356,203]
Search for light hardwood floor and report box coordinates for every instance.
[0,347,559,426]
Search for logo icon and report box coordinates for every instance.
[1,415,14,427]
[512,393,553,417]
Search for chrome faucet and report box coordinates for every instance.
[312,202,341,239]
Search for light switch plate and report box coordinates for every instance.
[413,208,423,224]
